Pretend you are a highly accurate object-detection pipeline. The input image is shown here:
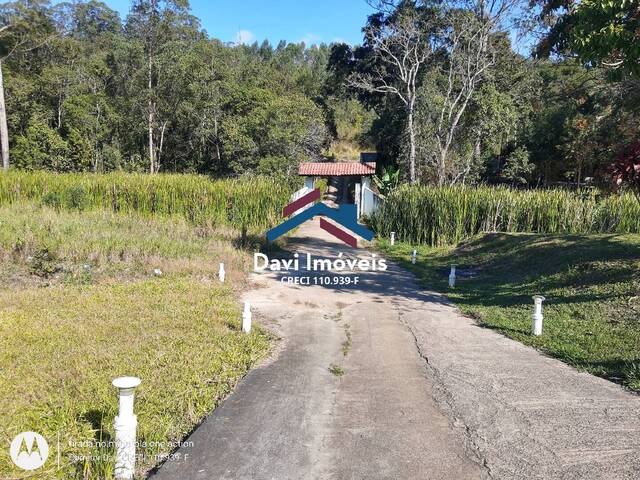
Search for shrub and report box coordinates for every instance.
[29,246,61,278]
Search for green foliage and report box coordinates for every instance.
[372,166,400,196]
[536,0,640,75]
[373,184,640,245]
[12,117,74,171]
[4,0,638,188]
[329,98,376,145]
[2,1,334,176]
[502,147,534,186]
[329,1,639,186]
[223,91,328,174]
[0,171,293,233]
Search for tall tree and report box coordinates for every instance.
[349,1,440,183]
[0,1,56,171]
[125,0,198,173]
[429,1,524,185]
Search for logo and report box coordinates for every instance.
[267,188,374,247]
[10,431,49,470]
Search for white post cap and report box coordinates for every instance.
[112,377,141,390]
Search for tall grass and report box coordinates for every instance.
[373,185,640,245]
[0,171,292,232]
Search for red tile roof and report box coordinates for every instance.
[298,162,376,176]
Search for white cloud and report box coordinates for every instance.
[235,30,256,45]
[300,33,322,46]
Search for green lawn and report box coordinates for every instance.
[379,233,640,392]
[0,203,271,479]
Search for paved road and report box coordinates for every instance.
[151,218,640,480]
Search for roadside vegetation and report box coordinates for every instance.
[380,234,640,392]
[0,171,292,234]
[0,202,272,479]
[373,185,640,246]
[0,0,638,472]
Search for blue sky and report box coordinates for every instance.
[98,0,377,46]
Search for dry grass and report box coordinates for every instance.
[0,203,271,479]
[324,140,363,162]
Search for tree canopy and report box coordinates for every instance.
[0,0,637,190]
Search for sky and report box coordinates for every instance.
[97,0,377,46]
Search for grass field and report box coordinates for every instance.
[379,233,640,392]
[0,203,272,479]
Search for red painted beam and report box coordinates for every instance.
[320,218,357,248]
[283,188,321,217]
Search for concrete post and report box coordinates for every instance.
[390,232,395,246]
[448,265,457,288]
[242,301,252,333]
[532,295,545,336]
[218,262,225,282]
[112,377,141,480]
[411,250,417,264]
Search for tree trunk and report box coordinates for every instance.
[214,115,221,164]
[473,135,481,164]
[437,151,447,187]
[462,134,481,186]
[147,58,156,174]
[0,61,9,171]
[158,120,167,171]
[407,105,416,183]
[576,158,582,189]
[57,94,62,129]
[92,101,100,173]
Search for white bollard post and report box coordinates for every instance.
[411,250,417,264]
[390,232,396,246]
[218,262,225,282]
[532,295,545,336]
[448,265,457,288]
[242,301,252,333]
[112,377,141,480]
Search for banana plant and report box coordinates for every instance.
[372,166,400,196]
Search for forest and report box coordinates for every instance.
[0,0,638,189]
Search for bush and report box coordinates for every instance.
[29,246,61,278]
[41,191,62,209]
[66,185,88,210]
[12,117,72,171]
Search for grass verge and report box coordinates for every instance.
[0,203,271,479]
[379,233,640,392]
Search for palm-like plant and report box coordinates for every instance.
[372,166,400,196]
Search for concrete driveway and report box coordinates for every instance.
[151,218,640,480]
